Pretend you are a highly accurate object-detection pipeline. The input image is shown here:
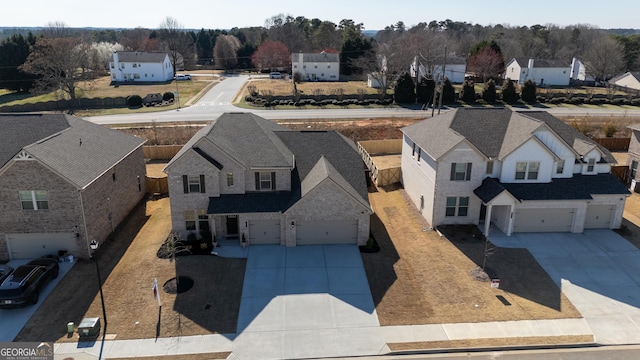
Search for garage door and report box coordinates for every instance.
[513,208,574,233]
[248,220,281,244]
[6,233,77,259]
[585,205,614,229]
[296,220,358,245]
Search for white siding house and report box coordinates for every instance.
[609,72,640,91]
[505,58,571,86]
[291,52,340,82]
[410,56,466,83]
[109,51,174,83]
[401,108,629,237]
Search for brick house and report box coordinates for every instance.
[401,108,629,236]
[0,114,146,260]
[164,112,371,246]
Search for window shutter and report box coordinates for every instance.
[271,172,276,190]
[182,175,189,193]
[200,175,206,193]
[450,163,456,181]
[466,163,472,181]
[255,172,260,190]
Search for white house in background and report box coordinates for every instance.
[505,58,571,86]
[291,52,340,81]
[410,56,466,83]
[367,73,388,89]
[109,51,174,83]
[609,72,640,91]
[401,108,629,237]
[570,57,596,84]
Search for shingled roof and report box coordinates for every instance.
[1,114,145,188]
[402,108,615,163]
[511,58,571,68]
[113,51,168,63]
[291,52,340,63]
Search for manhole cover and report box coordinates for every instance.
[163,276,194,294]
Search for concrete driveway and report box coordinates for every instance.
[491,230,640,344]
[0,259,74,341]
[234,244,387,359]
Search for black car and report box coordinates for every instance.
[0,258,59,308]
[0,265,13,284]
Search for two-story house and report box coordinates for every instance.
[505,58,571,86]
[109,51,174,83]
[164,112,371,246]
[401,108,629,237]
[291,52,340,82]
[0,114,146,261]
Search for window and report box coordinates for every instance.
[327,65,331,68]
[255,172,275,191]
[294,65,297,69]
[556,159,565,174]
[450,163,472,181]
[314,65,318,68]
[137,176,141,192]
[486,161,494,175]
[112,172,116,181]
[133,74,140,79]
[133,63,137,68]
[182,175,205,193]
[227,173,234,187]
[198,210,209,231]
[185,211,196,230]
[446,196,469,217]
[19,190,48,210]
[632,160,638,178]
[587,158,595,172]
[110,63,114,68]
[515,161,540,180]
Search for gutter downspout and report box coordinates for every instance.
[78,189,91,258]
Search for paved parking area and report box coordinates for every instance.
[0,259,75,341]
[234,244,386,359]
[491,230,640,344]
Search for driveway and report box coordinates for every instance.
[0,259,74,341]
[491,230,640,344]
[233,244,387,359]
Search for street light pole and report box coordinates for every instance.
[89,240,108,333]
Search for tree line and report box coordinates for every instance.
[1,15,640,101]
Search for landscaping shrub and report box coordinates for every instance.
[126,95,143,107]
[163,92,174,101]
[441,78,456,104]
[521,80,537,103]
[500,81,518,103]
[482,79,497,103]
[393,72,416,104]
[417,77,436,104]
[459,80,476,104]
[632,99,640,106]
[245,95,254,102]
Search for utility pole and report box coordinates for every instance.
[437,45,447,115]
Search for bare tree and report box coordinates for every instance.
[42,21,73,38]
[158,17,194,73]
[467,47,504,82]
[214,35,241,70]
[584,36,625,82]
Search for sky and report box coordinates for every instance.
[2,0,638,30]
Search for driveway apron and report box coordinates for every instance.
[491,230,640,344]
[233,244,386,359]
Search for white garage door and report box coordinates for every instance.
[248,220,281,244]
[585,205,614,229]
[6,233,77,259]
[513,208,575,233]
[296,220,358,245]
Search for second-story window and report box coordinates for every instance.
[556,159,565,174]
[631,160,638,178]
[227,173,234,187]
[515,161,540,180]
[182,175,205,193]
[486,161,494,175]
[19,190,49,210]
[255,172,276,191]
[586,158,596,172]
[450,163,472,181]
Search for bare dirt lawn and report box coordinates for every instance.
[363,186,582,327]
[15,197,246,342]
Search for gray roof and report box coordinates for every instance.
[402,108,615,163]
[113,51,168,63]
[1,114,145,188]
[291,52,340,63]
[475,174,629,202]
[512,58,571,68]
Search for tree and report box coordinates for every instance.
[501,80,519,103]
[521,79,537,103]
[467,47,504,82]
[441,78,456,104]
[459,79,476,103]
[158,17,194,73]
[583,36,625,82]
[89,42,124,71]
[394,72,415,104]
[313,21,340,51]
[482,79,497,103]
[236,42,257,70]
[20,37,92,100]
[416,77,436,105]
[251,40,290,72]
[340,37,373,76]
[214,34,241,70]
[0,33,38,91]
[349,50,390,97]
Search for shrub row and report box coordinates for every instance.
[248,96,393,107]
[537,96,640,106]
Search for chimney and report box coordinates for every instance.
[527,58,534,70]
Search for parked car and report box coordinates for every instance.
[0,265,13,284]
[174,74,192,80]
[0,258,59,308]
[269,72,282,79]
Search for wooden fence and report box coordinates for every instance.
[143,145,183,160]
[146,177,169,195]
[592,138,631,151]
[357,139,402,155]
[611,166,631,187]
[357,139,402,186]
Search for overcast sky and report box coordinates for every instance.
[2,0,638,30]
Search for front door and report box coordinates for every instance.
[226,215,239,237]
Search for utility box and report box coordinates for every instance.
[78,317,101,338]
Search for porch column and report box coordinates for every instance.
[483,204,493,236]
[506,205,515,236]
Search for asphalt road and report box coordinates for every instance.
[85,75,640,125]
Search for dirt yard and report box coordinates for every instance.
[15,197,246,342]
[363,185,582,326]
